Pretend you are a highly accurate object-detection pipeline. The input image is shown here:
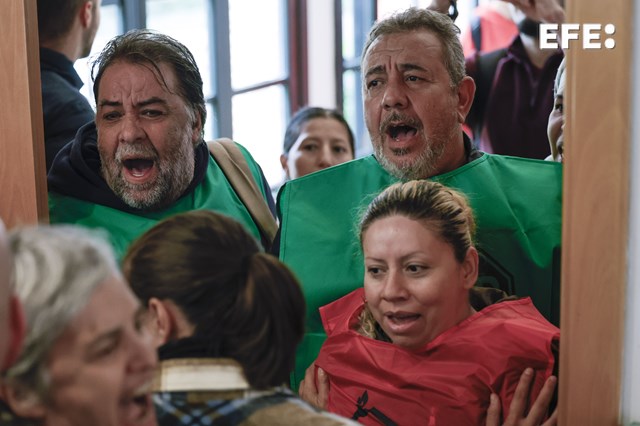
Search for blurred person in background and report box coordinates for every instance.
[1,225,157,426]
[37,0,100,171]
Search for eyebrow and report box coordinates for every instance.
[364,63,429,79]
[98,97,168,108]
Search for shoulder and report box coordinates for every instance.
[247,394,358,426]
[474,298,560,339]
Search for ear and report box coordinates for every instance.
[146,298,174,347]
[280,154,290,179]
[78,1,94,29]
[2,382,46,420]
[1,296,26,371]
[461,246,479,290]
[190,111,203,145]
[455,76,476,124]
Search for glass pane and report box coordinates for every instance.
[377,0,413,19]
[229,0,286,89]
[146,0,212,98]
[342,0,356,59]
[378,0,472,26]
[232,86,287,186]
[342,69,371,157]
[74,3,122,108]
[205,102,216,141]
[342,69,359,141]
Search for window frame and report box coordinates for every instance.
[95,0,306,140]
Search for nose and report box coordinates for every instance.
[119,115,145,144]
[382,76,408,110]
[318,145,335,169]
[381,269,409,301]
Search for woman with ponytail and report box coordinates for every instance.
[122,210,356,425]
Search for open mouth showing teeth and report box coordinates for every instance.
[122,158,154,177]
[387,125,417,141]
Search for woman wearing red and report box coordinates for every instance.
[307,181,559,425]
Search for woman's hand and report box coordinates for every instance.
[298,364,330,410]
[486,368,558,426]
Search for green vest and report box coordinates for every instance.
[278,153,562,390]
[49,146,268,261]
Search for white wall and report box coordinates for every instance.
[622,2,640,424]
[306,0,337,108]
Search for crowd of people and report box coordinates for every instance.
[1,0,569,424]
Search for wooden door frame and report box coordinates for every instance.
[1,0,635,423]
[0,0,48,227]
[559,0,632,424]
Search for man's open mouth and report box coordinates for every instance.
[122,158,155,178]
[387,124,418,141]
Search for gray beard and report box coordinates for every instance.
[101,142,195,211]
[374,139,447,181]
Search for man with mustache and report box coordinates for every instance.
[47,29,275,259]
[277,7,562,392]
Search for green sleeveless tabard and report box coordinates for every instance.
[278,153,562,390]
[49,146,268,261]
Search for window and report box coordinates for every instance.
[75,0,305,186]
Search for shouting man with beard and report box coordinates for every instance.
[47,30,275,259]
[276,7,562,391]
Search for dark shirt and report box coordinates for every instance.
[466,36,564,159]
[40,47,95,171]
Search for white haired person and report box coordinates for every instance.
[0,225,157,426]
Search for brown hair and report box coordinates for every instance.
[359,180,475,263]
[92,29,206,138]
[122,210,305,389]
[283,106,355,155]
[37,0,88,43]
[361,8,466,88]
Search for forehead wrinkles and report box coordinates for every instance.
[100,62,174,103]
[364,36,443,75]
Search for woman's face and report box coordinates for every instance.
[547,68,566,163]
[281,117,354,179]
[362,215,476,349]
[38,275,157,426]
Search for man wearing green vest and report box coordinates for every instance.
[47,29,275,259]
[278,8,562,391]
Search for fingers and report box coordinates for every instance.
[298,364,330,410]
[315,367,330,410]
[542,407,558,426]
[504,368,535,424]
[525,375,557,426]
[485,393,502,426]
[298,364,319,408]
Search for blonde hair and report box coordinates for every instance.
[360,180,475,262]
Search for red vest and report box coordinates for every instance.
[316,289,559,425]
